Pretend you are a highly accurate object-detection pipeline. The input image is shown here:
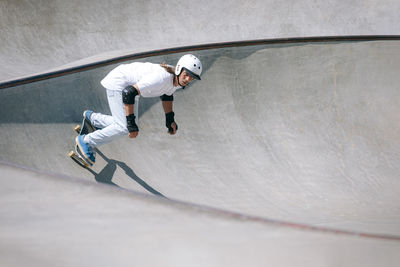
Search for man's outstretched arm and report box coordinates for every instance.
[161,94,178,135]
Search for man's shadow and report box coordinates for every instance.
[85,149,166,198]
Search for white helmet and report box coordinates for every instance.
[175,54,202,80]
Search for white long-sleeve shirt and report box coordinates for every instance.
[101,62,181,97]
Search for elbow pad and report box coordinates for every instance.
[160,94,174,101]
[122,85,139,104]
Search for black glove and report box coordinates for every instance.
[126,114,139,133]
[165,112,178,133]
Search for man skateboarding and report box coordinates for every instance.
[75,54,203,166]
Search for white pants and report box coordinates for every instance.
[84,89,138,147]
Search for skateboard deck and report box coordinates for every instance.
[68,116,97,168]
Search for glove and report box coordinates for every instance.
[165,112,178,133]
[126,114,139,133]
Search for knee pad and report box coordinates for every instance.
[122,85,139,104]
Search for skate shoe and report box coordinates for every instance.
[83,110,94,121]
[83,110,100,131]
[75,135,95,165]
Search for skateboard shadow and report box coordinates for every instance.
[86,149,166,198]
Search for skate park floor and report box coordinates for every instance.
[1,40,400,266]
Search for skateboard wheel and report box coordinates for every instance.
[68,151,75,157]
[74,125,81,133]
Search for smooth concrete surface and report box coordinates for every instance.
[1,41,400,266]
[1,0,400,82]
[1,161,400,267]
[1,162,400,267]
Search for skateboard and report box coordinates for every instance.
[68,116,97,168]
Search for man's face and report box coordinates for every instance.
[178,70,195,87]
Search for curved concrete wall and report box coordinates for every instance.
[1,40,400,236]
[2,2,400,265]
[1,0,400,81]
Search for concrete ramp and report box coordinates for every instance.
[2,0,400,82]
[1,40,400,266]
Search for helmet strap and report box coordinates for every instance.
[176,72,186,89]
